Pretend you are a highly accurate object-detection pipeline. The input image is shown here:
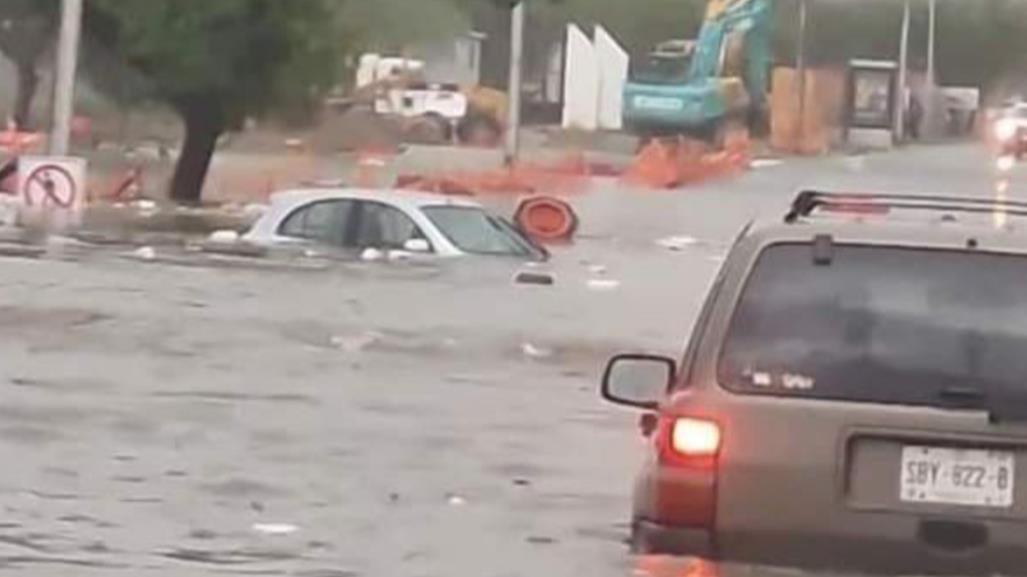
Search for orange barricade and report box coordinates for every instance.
[623,133,751,189]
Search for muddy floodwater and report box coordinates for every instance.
[0,143,1016,576]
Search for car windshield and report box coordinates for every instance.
[720,244,1027,407]
[423,205,540,258]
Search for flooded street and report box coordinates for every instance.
[0,143,1019,576]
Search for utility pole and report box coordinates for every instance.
[895,0,911,143]
[924,0,937,140]
[50,0,83,156]
[926,0,937,82]
[504,0,525,167]
[795,0,809,149]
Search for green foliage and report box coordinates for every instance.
[0,0,58,127]
[0,0,58,59]
[539,0,707,56]
[84,0,348,201]
[86,0,344,126]
[340,0,472,53]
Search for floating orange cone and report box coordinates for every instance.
[515,196,578,243]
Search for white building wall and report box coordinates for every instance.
[562,24,599,131]
[595,25,629,131]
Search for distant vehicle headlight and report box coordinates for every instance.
[996,118,1019,141]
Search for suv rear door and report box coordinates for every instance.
[693,241,1027,574]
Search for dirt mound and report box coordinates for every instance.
[310,106,404,153]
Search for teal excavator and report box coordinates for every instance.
[622,0,773,143]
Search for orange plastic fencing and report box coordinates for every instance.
[396,152,593,198]
[623,133,751,189]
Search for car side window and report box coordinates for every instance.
[356,201,428,250]
[677,223,752,389]
[279,200,356,246]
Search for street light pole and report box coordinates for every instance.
[927,0,937,82]
[895,0,911,143]
[50,0,83,156]
[504,0,525,167]
[796,0,809,148]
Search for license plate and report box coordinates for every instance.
[901,446,1015,508]
[633,96,684,112]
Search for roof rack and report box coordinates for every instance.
[784,191,1027,224]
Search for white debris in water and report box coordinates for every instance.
[132,246,156,261]
[133,199,158,216]
[330,331,383,354]
[447,494,467,507]
[586,279,621,292]
[208,230,240,244]
[655,236,698,251]
[361,248,384,262]
[252,523,299,536]
[843,155,866,171]
[521,343,553,359]
[0,195,19,227]
[750,158,783,169]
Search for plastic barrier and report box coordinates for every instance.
[623,134,750,189]
[514,196,579,243]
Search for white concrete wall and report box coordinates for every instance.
[595,25,628,131]
[562,24,599,131]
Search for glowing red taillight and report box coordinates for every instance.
[670,418,722,457]
[657,416,722,467]
[653,416,721,528]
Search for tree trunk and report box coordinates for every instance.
[170,108,223,204]
[13,63,38,130]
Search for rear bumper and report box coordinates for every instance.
[636,521,1027,576]
[634,520,714,557]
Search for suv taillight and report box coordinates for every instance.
[658,416,722,467]
[671,418,721,457]
[653,416,720,528]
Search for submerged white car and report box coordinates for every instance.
[244,188,546,260]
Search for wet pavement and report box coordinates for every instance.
[0,142,1020,576]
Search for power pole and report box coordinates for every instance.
[926,0,937,82]
[50,0,83,156]
[796,0,809,148]
[895,0,911,143]
[924,0,937,140]
[504,0,525,167]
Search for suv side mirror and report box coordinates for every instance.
[601,354,676,410]
[403,238,432,253]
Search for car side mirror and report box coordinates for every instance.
[403,238,431,253]
[601,354,676,410]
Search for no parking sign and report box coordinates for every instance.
[16,156,87,226]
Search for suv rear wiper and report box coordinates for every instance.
[937,387,986,405]
[937,386,1027,424]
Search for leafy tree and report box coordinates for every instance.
[339,0,471,53]
[0,0,59,129]
[85,0,345,203]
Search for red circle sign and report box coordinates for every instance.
[24,164,77,209]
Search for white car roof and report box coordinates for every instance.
[269,187,483,212]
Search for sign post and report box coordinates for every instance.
[504,1,525,167]
[50,0,84,156]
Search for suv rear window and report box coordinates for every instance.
[718,243,1027,407]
